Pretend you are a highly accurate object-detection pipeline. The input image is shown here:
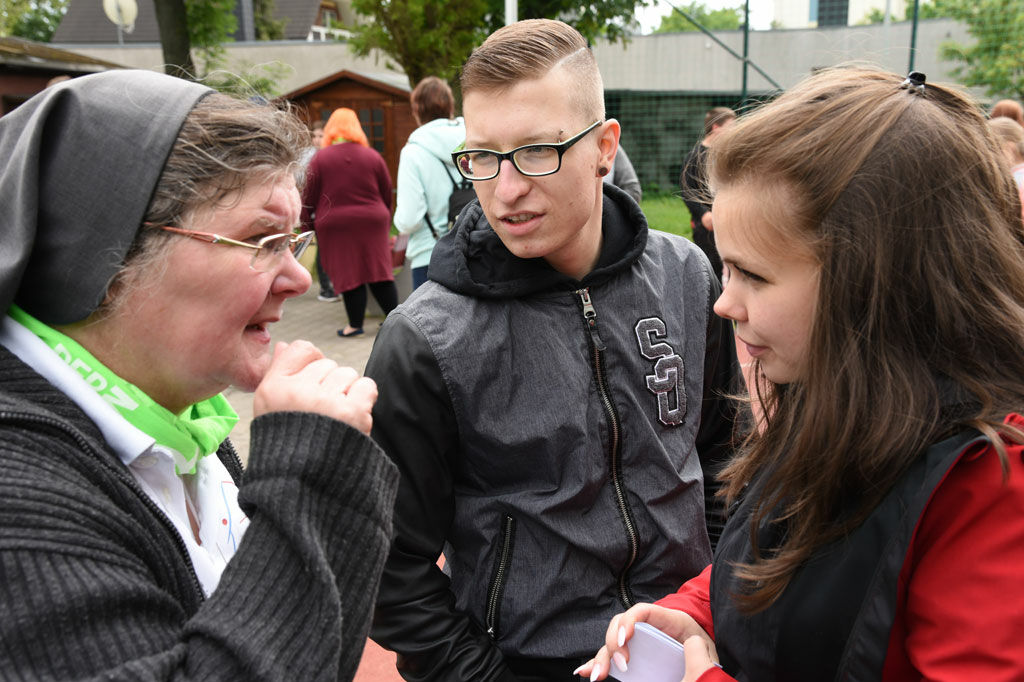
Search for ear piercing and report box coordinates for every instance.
[598,166,609,176]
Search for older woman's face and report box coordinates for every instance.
[93,174,311,412]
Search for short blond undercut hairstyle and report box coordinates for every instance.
[460,19,604,124]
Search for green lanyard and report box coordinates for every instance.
[9,305,238,475]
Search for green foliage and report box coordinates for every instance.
[937,0,1024,101]
[482,0,655,44]
[186,0,236,63]
[652,2,743,33]
[4,0,68,41]
[348,0,654,90]
[859,1,945,23]
[0,0,31,36]
[347,0,489,87]
[253,0,286,40]
[201,59,290,98]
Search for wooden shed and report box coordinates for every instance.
[282,69,416,191]
[0,37,120,116]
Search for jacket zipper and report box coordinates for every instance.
[485,514,516,639]
[0,410,206,601]
[575,288,639,609]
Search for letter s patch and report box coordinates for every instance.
[635,318,685,426]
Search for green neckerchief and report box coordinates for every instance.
[9,305,238,475]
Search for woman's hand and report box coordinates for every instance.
[253,341,377,434]
[574,603,717,680]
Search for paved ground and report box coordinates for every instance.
[222,284,402,682]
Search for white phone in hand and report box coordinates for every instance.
[609,622,687,682]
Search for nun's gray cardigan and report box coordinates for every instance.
[0,345,398,679]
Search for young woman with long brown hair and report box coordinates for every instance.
[579,66,1024,681]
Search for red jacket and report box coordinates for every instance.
[658,414,1024,681]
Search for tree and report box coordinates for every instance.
[652,2,743,33]
[348,0,489,87]
[254,0,286,40]
[936,0,1024,101]
[347,0,654,89]
[858,1,945,24]
[152,0,199,79]
[152,0,236,81]
[2,0,68,42]
[150,0,282,95]
[481,0,654,44]
[0,1,31,36]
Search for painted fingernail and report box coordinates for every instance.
[613,651,628,673]
[572,664,586,676]
[590,663,602,681]
[618,626,626,647]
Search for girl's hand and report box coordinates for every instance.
[573,603,716,680]
[682,635,719,681]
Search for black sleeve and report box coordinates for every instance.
[694,273,740,551]
[680,144,710,227]
[365,314,519,682]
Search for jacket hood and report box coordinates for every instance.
[407,117,467,162]
[428,182,648,298]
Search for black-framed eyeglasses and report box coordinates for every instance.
[452,120,603,181]
[158,225,314,272]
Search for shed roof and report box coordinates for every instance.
[0,36,122,73]
[283,68,412,100]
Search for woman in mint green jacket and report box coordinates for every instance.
[393,77,468,289]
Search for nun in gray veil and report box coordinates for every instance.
[0,70,397,679]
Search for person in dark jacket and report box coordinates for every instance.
[366,19,738,682]
[0,70,398,680]
[603,144,643,203]
[581,67,1024,682]
[680,107,736,282]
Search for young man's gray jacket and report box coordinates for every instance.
[366,184,738,681]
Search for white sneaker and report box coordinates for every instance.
[317,293,340,302]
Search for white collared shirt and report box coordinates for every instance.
[0,314,248,596]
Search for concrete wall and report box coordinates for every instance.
[593,18,969,95]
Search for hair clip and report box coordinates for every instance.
[900,71,926,95]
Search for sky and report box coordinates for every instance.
[634,0,775,33]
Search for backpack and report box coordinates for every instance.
[422,153,477,239]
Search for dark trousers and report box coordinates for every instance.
[340,280,398,329]
[315,251,334,296]
[504,655,589,682]
[411,265,429,290]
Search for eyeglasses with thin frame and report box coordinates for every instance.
[452,120,603,181]
[157,225,315,272]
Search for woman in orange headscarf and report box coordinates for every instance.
[302,108,397,336]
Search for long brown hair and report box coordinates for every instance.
[710,66,1024,612]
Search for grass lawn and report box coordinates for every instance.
[640,193,693,242]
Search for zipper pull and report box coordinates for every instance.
[576,287,606,350]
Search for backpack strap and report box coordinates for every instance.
[409,141,459,239]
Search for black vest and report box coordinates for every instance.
[710,429,986,681]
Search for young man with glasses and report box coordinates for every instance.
[366,19,737,681]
